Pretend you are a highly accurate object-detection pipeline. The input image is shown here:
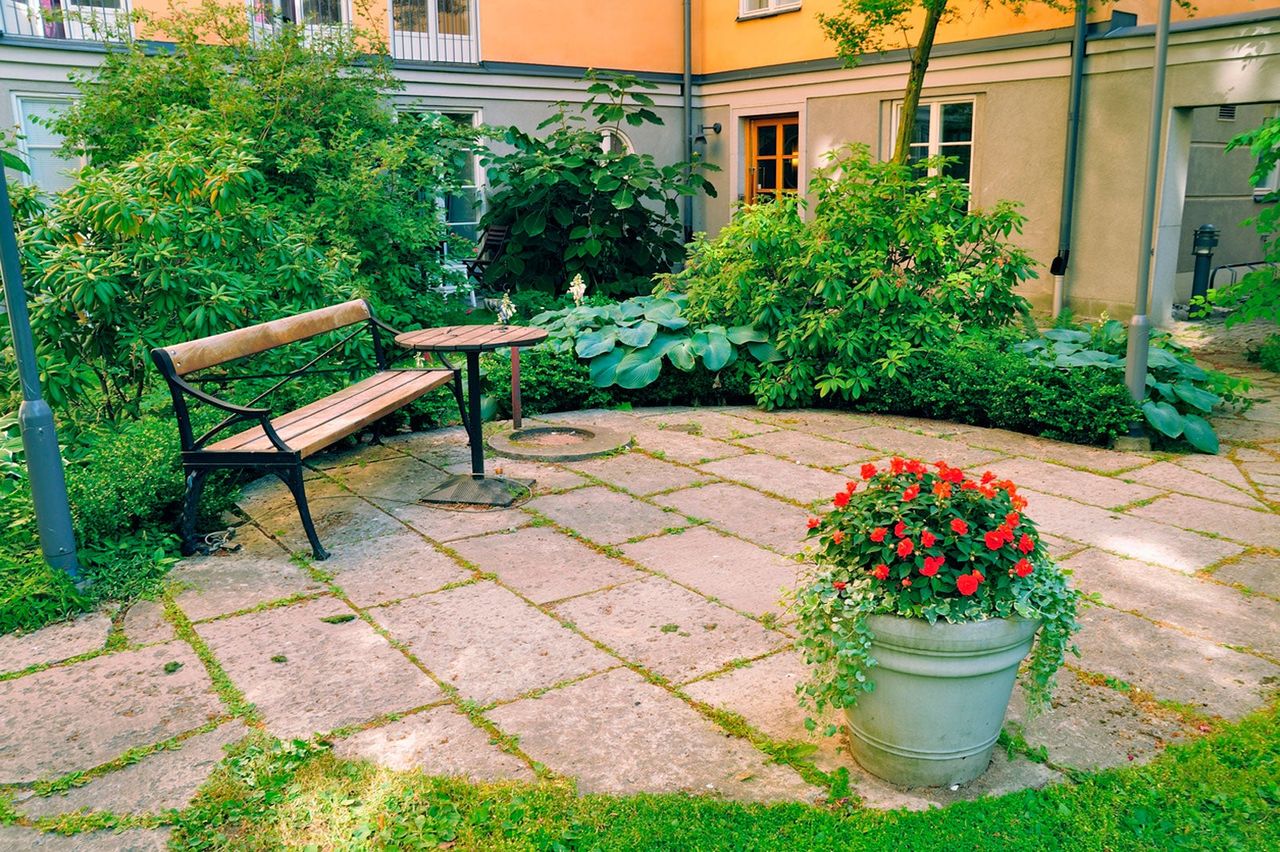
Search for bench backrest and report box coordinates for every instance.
[156,299,373,377]
[477,225,509,263]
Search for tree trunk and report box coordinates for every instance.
[891,1,948,166]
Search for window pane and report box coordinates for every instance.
[27,150,79,194]
[18,99,70,147]
[782,122,799,156]
[910,105,931,145]
[301,0,342,25]
[940,144,972,183]
[742,0,770,12]
[907,143,929,168]
[782,157,798,191]
[941,102,973,143]
[756,159,777,192]
[439,0,469,35]
[755,123,777,157]
[393,0,430,30]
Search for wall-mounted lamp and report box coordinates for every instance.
[693,122,722,145]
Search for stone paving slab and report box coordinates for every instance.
[646,410,779,440]
[699,454,851,505]
[15,721,248,818]
[629,428,746,464]
[1212,552,1280,598]
[956,428,1153,474]
[554,577,786,683]
[308,440,409,470]
[446,459,589,494]
[830,427,1007,470]
[326,454,450,503]
[621,527,800,619]
[1127,493,1280,548]
[1005,676,1185,772]
[570,451,716,496]
[448,526,641,604]
[1017,490,1243,573]
[235,474,347,518]
[733,430,876,468]
[1123,461,1266,509]
[374,582,615,705]
[0,642,223,783]
[169,526,325,623]
[0,612,111,674]
[196,597,443,739]
[748,409,875,436]
[259,496,406,553]
[526,486,686,545]
[1073,607,1280,720]
[984,457,1163,510]
[0,826,171,851]
[1215,418,1280,443]
[320,531,471,607]
[486,667,819,802]
[121,601,175,647]
[1177,453,1259,492]
[654,483,810,555]
[1063,550,1280,659]
[333,706,534,782]
[385,502,529,543]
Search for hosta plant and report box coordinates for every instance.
[793,458,1083,719]
[531,291,776,389]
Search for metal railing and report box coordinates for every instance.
[0,0,131,43]
[390,0,479,64]
[1209,261,1276,289]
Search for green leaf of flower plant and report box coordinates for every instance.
[1142,400,1185,439]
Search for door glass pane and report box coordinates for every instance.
[941,102,973,143]
[756,159,777,192]
[782,157,798,191]
[911,105,931,144]
[940,144,972,183]
[782,122,799,156]
[755,124,777,157]
[439,0,469,35]
[302,0,342,24]
[394,0,430,30]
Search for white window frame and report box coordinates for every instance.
[738,0,801,20]
[11,93,84,194]
[406,107,484,243]
[889,96,976,186]
[248,0,350,29]
[599,127,634,155]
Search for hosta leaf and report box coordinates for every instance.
[747,340,782,362]
[667,339,696,371]
[614,348,664,389]
[726,325,767,345]
[1180,413,1220,454]
[615,320,658,348]
[1042,328,1089,343]
[1141,400,1185,439]
[1172,381,1220,413]
[692,329,733,371]
[643,300,689,329]
[588,347,625,387]
[575,328,616,359]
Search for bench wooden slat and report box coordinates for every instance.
[207,369,451,458]
[161,300,372,376]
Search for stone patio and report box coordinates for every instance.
[3,396,1279,834]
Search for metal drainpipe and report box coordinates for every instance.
[682,0,694,243]
[1051,1,1088,318]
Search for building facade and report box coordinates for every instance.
[2,0,1278,320]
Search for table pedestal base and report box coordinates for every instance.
[419,474,533,508]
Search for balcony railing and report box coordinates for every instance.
[1,0,131,43]
[390,0,478,64]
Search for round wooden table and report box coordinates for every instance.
[395,324,547,505]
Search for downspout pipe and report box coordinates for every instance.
[682,0,694,243]
[1050,1,1088,318]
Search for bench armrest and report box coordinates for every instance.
[169,374,272,418]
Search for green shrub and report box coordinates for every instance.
[1250,334,1280,373]
[678,144,1035,409]
[483,348,614,418]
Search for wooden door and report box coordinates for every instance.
[746,114,800,203]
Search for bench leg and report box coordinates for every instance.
[179,470,209,556]
[276,467,330,561]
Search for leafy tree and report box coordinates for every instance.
[819,0,1067,165]
[480,71,717,296]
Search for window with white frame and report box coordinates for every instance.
[891,98,975,186]
[272,0,348,26]
[599,127,634,156]
[740,1,801,18]
[440,111,482,242]
[13,96,82,194]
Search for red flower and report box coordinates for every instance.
[956,573,980,596]
[860,463,878,480]
[1012,495,1029,511]
[833,581,848,590]
[807,517,820,529]
[944,467,965,484]
[894,521,908,538]
[984,530,1005,550]
[873,563,890,580]
[980,485,997,499]
[981,471,997,485]
[932,481,952,499]
[973,569,985,582]
[950,518,969,535]
[890,457,906,474]
[961,480,979,491]
[846,481,859,495]
[920,529,937,548]
[833,491,850,508]
[897,538,914,559]
[1014,558,1034,578]
[832,530,845,545]
[870,527,888,543]
[1006,512,1021,528]
[921,555,945,576]
[1018,533,1034,554]
[901,484,920,502]
[906,459,926,476]
[901,577,912,588]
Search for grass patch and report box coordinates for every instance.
[163,703,1280,850]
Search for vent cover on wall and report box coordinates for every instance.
[1218,105,1237,121]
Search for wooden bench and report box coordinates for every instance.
[151,300,466,560]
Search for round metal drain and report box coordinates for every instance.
[487,425,631,462]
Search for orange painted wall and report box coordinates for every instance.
[478,0,685,72]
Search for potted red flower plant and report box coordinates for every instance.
[794,457,1083,787]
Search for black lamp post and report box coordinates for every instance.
[0,171,80,579]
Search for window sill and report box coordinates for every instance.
[737,7,802,23]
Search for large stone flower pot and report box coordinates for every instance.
[843,614,1039,787]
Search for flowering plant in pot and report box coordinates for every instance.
[793,457,1083,787]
